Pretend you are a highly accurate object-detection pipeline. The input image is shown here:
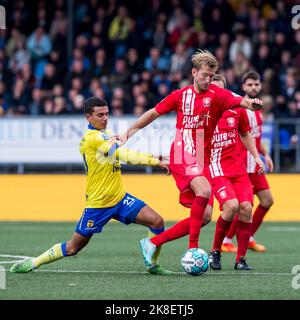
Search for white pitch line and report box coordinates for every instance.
[266,227,300,232]
[3,267,292,276]
[0,254,34,264]
[30,269,291,276]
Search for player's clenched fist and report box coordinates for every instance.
[240,98,263,111]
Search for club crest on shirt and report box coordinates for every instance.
[203,97,211,107]
[87,220,94,228]
[220,190,227,199]
[102,134,110,140]
[227,117,235,127]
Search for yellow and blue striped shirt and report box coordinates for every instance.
[80,124,160,208]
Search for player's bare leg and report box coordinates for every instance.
[136,205,174,275]
[10,232,90,273]
[249,189,274,252]
[203,204,213,226]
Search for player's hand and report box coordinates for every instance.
[255,157,265,175]
[251,98,263,110]
[241,98,263,111]
[264,153,274,173]
[113,133,128,146]
[159,155,170,164]
[158,162,170,175]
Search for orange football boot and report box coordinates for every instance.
[221,242,237,253]
[248,240,267,252]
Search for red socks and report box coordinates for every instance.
[236,220,252,261]
[251,205,269,236]
[151,218,190,247]
[151,196,209,248]
[212,215,232,251]
[189,196,209,249]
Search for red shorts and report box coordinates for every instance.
[169,162,214,208]
[248,173,270,194]
[212,175,253,210]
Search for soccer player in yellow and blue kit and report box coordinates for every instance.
[10,97,173,275]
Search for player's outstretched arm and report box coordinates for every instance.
[118,108,161,145]
[116,147,168,171]
[240,131,265,174]
[240,98,263,111]
[99,139,169,174]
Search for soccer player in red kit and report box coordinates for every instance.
[222,71,274,253]
[208,74,264,270]
[118,50,263,271]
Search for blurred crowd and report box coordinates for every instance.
[0,0,300,123]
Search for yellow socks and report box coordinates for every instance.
[148,230,162,266]
[32,243,67,269]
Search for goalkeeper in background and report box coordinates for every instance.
[10,97,173,275]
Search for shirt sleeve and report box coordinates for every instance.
[91,132,115,155]
[238,108,250,135]
[155,89,180,115]
[116,148,160,166]
[217,88,244,113]
[92,133,160,166]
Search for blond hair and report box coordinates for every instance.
[212,74,226,87]
[191,49,219,70]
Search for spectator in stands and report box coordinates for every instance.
[108,5,131,58]
[229,31,252,63]
[168,14,197,51]
[41,63,58,94]
[6,28,26,57]
[153,20,167,52]
[126,48,143,83]
[29,88,43,115]
[8,39,30,74]
[9,78,31,115]
[53,96,67,115]
[0,0,299,123]
[91,48,110,80]
[144,47,170,74]
[108,58,131,91]
[170,43,189,80]
[71,94,85,114]
[26,26,52,61]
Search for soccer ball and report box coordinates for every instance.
[181,248,209,276]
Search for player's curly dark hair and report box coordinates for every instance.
[84,97,108,114]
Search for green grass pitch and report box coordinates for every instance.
[0,221,299,300]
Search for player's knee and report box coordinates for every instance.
[223,201,239,219]
[194,188,211,199]
[203,215,212,226]
[261,196,274,209]
[66,242,80,256]
[239,202,252,214]
[238,202,252,221]
[152,215,164,229]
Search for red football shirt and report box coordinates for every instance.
[208,108,250,178]
[155,84,244,169]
